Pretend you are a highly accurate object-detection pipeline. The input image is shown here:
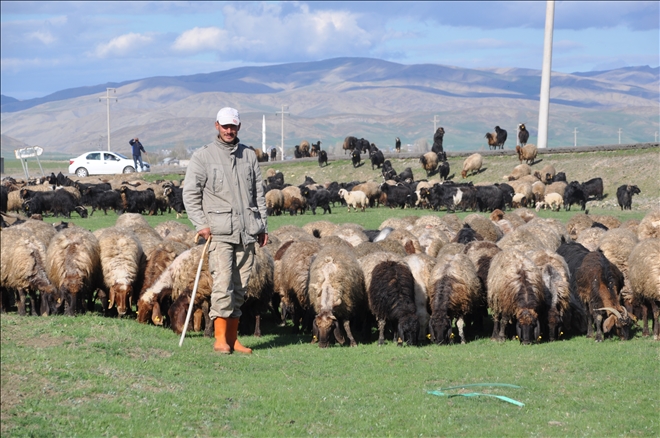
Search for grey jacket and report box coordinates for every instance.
[182,137,268,245]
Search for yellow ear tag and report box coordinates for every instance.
[560,331,564,336]
[450,333,455,338]
[515,336,519,339]
[313,336,317,340]
[426,334,431,339]
[538,336,542,340]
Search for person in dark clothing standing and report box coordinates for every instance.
[129,137,146,171]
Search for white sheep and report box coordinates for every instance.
[338,188,367,212]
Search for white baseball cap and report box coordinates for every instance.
[216,107,241,126]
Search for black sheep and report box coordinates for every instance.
[318,150,328,167]
[395,137,401,153]
[432,127,445,154]
[351,149,361,168]
[564,182,587,211]
[518,124,529,146]
[370,149,384,170]
[438,161,450,181]
[495,126,507,149]
[368,260,419,346]
[581,177,604,200]
[616,184,640,210]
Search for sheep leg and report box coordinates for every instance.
[457,317,466,344]
[16,288,27,316]
[253,314,262,337]
[333,321,346,345]
[594,313,604,342]
[498,315,508,341]
[585,307,595,338]
[641,303,650,337]
[342,319,358,347]
[202,301,213,338]
[650,300,660,341]
[193,308,203,332]
[491,315,500,341]
[377,318,387,346]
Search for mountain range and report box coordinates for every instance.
[1,58,657,157]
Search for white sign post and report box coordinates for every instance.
[14,146,45,179]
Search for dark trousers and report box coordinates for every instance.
[133,155,143,171]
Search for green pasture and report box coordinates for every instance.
[2,148,659,436]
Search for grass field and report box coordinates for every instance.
[2,148,659,436]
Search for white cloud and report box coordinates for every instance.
[169,3,381,61]
[172,27,227,53]
[27,30,56,45]
[94,32,155,58]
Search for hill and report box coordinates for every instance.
[0,58,657,156]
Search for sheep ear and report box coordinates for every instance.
[603,315,616,333]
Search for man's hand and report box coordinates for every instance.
[196,227,212,242]
[257,232,268,247]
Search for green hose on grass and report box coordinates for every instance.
[427,383,525,407]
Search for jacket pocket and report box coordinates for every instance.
[245,206,265,235]
[208,207,232,235]
[212,167,224,193]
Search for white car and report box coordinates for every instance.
[68,151,150,177]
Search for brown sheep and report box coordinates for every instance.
[1,227,57,316]
[576,227,606,252]
[463,213,502,243]
[637,208,660,240]
[46,226,101,315]
[302,220,339,238]
[154,220,192,242]
[274,240,322,333]
[281,186,306,215]
[137,240,188,325]
[545,181,568,198]
[516,144,538,164]
[526,248,571,341]
[487,249,545,343]
[628,238,660,339]
[428,253,482,344]
[420,152,439,177]
[384,228,422,254]
[96,227,145,316]
[352,181,382,208]
[576,251,631,341]
[566,213,594,240]
[403,253,437,340]
[265,189,285,216]
[504,163,531,181]
[534,164,556,184]
[461,153,483,178]
[308,245,367,347]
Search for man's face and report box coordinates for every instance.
[216,122,240,143]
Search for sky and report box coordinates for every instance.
[1,1,658,100]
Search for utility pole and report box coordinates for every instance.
[276,105,289,160]
[99,88,117,151]
[433,115,439,132]
[574,128,578,147]
[618,128,622,144]
[537,0,555,149]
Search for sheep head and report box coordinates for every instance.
[515,309,541,345]
[109,283,133,316]
[429,314,453,345]
[313,312,339,348]
[397,314,420,346]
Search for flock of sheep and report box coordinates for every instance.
[2,183,659,345]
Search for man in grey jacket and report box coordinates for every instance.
[182,107,268,354]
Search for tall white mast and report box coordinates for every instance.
[537,0,555,149]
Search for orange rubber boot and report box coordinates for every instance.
[213,317,231,354]
[227,318,252,354]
